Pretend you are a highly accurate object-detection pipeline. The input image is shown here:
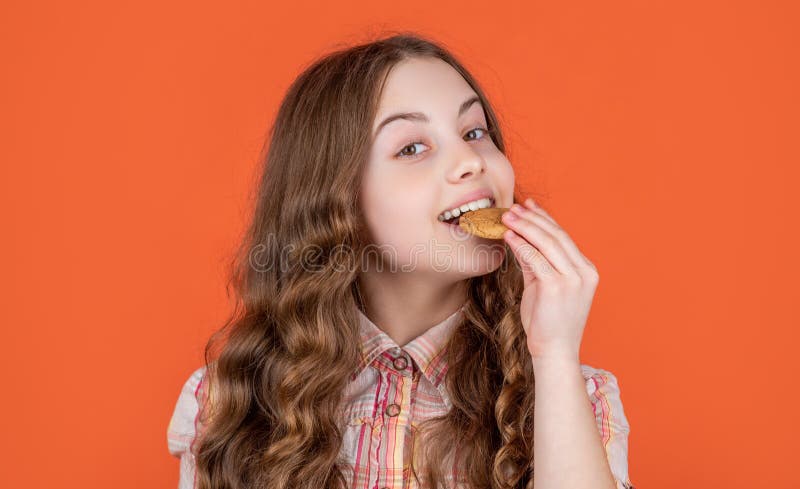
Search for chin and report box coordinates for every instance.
[447,247,507,277]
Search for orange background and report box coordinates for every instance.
[2,1,798,488]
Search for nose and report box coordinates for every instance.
[447,142,486,182]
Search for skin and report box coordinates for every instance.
[358,57,619,489]
[503,201,617,489]
[358,56,514,346]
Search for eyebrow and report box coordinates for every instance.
[373,95,483,138]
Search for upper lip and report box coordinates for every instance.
[440,188,495,216]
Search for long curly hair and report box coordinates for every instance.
[192,31,536,489]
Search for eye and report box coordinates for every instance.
[465,127,490,141]
[394,126,492,160]
[396,142,428,159]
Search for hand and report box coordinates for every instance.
[501,198,600,363]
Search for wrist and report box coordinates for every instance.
[530,347,581,371]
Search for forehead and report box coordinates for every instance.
[374,57,478,119]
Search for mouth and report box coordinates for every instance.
[437,197,496,228]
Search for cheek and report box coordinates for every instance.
[487,156,515,205]
[361,180,431,245]
[500,163,515,194]
[365,204,431,247]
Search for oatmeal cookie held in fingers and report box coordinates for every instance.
[458,207,510,239]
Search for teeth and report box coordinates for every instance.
[438,197,494,222]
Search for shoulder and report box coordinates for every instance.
[579,364,635,489]
[167,365,208,457]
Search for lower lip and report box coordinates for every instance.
[441,219,460,228]
[441,219,472,238]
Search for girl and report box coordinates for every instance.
[167,33,633,489]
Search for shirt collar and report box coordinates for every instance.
[352,302,465,389]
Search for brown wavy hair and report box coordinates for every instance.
[192,31,537,489]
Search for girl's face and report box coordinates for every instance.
[361,57,515,278]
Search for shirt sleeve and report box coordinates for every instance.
[167,366,207,489]
[581,364,635,489]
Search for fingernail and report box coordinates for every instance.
[511,204,524,213]
[526,198,537,207]
[503,211,518,221]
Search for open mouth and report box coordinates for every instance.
[438,197,496,228]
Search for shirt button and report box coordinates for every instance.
[393,356,408,370]
[385,403,401,417]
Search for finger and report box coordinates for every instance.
[522,197,557,226]
[522,199,597,273]
[502,209,576,277]
[509,204,579,276]
[502,228,554,283]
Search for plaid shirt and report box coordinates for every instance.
[168,305,634,489]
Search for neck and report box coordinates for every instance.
[356,270,468,348]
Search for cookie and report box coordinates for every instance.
[458,207,510,239]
